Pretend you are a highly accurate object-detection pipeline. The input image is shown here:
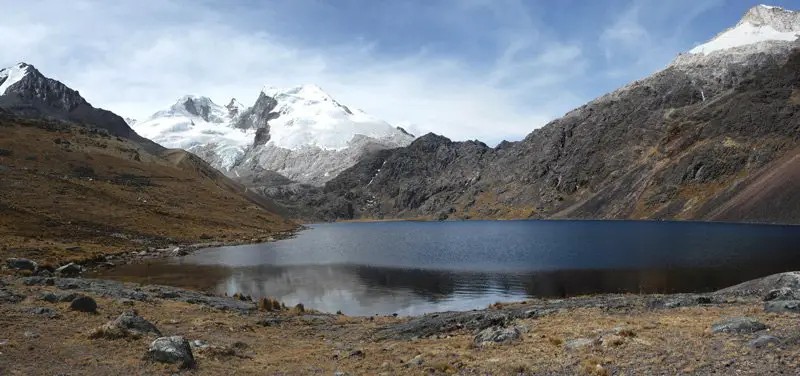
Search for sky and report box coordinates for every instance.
[1,0,797,145]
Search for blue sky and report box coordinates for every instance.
[1,0,797,144]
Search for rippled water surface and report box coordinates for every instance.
[94,220,800,315]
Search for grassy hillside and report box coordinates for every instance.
[0,114,297,265]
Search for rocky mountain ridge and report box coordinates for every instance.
[265,5,800,224]
[0,63,162,153]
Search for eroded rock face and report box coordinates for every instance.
[146,336,195,369]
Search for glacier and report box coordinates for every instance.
[133,85,414,186]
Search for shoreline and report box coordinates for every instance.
[313,217,800,226]
[2,271,800,374]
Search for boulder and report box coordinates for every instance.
[70,296,98,313]
[764,300,800,314]
[26,307,60,319]
[565,338,595,350]
[90,310,161,339]
[473,326,522,345]
[23,277,54,286]
[6,258,37,272]
[764,287,798,301]
[146,336,195,369]
[711,317,767,334]
[55,262,84,277]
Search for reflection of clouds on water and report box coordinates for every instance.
[217,265,528,316]
[94,221,800,316]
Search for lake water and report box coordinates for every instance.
[93,220,800,316]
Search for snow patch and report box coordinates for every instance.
[0,63,30,94]
[260,84,411,151]
[689,5,800,55]
[689,22,799,55]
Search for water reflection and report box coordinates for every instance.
[95,260,800,316]
[91,220,800,315]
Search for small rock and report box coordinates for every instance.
[348,350,365,359]
[764,288,798,302]
[23,331,39,338]
[90,310,161,339]
[55,263,84,277]
[146,336,195,369]
[600,334,625,347]
[696,296,713,304]
[257,318,282,327]
[410,355,424,366]
[333,372,349,376]
[168,247,187,257]
[747,335,780,349]
[36,270,53,277]
[6,258,37,272]
[40,292,60,303]
[711,317,767,334]
[190,340,210,349]
[26,307,60,318]
[24,277,54,286]
[70,296,98,313]
[764,300,800,314]
[473,326,522,345]
[565,338,594,350]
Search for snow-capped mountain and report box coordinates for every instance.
[0,62,162,152]
[133,85,414,185]
[0,63,31,95]
[688,5,799,55]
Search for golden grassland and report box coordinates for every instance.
[0,117,297,266]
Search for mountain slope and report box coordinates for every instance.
[0,63,162,153]
[0,65,298,265]
[134,85,414,186]
[0,112,297,266]
[277,5,800,224]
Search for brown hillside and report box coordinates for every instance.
[0,114,297,265]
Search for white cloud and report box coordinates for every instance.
[0,0,610,144]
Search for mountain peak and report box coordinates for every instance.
[0,62,35,94]
[688,4,800,55]
[262,84,334,102]
[164,95,228,123]
[742,5,798,30]
[226,97,246,118]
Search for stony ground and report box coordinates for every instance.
[3,272,800,375]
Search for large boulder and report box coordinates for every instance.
[146,336,195,369]
[70,296,98,313]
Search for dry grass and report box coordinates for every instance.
[0,117,297,265]
[4,279,800,375]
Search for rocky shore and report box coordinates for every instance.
[3,266,800,374]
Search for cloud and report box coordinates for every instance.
[0,0,730,145]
